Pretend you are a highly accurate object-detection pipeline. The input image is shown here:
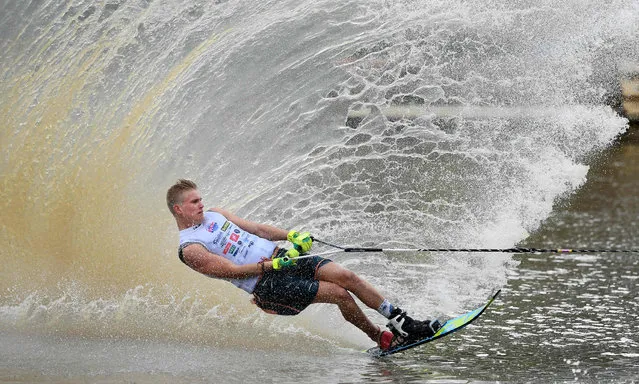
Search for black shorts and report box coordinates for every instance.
[252,250,332,316]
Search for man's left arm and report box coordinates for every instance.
[208,207,288,241]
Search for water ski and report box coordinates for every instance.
[368,289,501,357]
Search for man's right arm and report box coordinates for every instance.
[181,244,272,278]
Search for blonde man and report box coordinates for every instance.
[167,179,439,350]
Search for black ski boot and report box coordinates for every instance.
[387,308,442,343]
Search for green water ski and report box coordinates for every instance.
[368,289,501,357]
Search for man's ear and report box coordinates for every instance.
[173,203,182,215]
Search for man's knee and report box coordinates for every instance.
[316,281,353,304]
[333,285,354,304]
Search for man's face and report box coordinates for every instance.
[176,189,204,225]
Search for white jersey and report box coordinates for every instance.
[178,211,277,293]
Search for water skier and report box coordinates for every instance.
[167,179,440,350]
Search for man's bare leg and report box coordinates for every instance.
[313,280,380,342]
[312,262,436,349]
[315,262,385,310]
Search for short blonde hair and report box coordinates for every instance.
[166,179,198,215]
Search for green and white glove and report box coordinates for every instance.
[272,249,299,270]
[287,230,313,254]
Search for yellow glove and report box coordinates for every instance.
[272,249,299,270]
[287,230,313,254]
